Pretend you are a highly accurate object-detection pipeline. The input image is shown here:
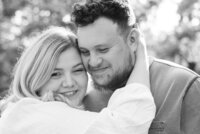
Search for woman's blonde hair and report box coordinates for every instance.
[0,26,78,112]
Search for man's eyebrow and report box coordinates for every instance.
[95,44,112,49]
[95,44,105,47]
[79,47,86,50]
[79,43,110,50]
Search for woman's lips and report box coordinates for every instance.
[58,90,78,97]
[64,90,78,96]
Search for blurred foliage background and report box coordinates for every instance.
[0,0,200,98]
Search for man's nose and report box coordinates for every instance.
[88,53,102,68]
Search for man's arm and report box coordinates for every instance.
[181,78,200,134]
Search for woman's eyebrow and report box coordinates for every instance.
[73,62,83,68]
[53,68,62,71]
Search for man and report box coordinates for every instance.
[71,0,200,133]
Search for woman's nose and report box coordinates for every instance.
[62,74,74,88]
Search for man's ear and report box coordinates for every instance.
[126,28,139,52]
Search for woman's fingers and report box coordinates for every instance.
[55,94,69,104]
[135,29,147,58]
[41,90,55,101]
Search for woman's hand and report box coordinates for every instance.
[126,28,150,89]
[41,90,55,101]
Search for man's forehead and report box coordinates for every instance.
[77,17,122,48]
[78,17,117,30]
[77,17,119,38]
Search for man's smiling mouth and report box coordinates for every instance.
[90,67,109,74]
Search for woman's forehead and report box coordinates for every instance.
[55,47,82,69]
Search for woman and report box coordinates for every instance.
[0,26,155,134]
[0,27,87,110]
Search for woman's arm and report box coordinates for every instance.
[0,98,98,134]
[84,83,155,134]
[126,28,150,88]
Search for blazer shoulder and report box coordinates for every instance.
[150,58,200,79]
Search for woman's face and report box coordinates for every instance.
[40,47,88,107]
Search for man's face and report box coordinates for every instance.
[77,17,135,91]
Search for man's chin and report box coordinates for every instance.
[92,78,110,91]
[92,78,122,91]
[93,82,108,91]
[93,79,106,86]
[92,69,132,91]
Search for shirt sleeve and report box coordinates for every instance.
[0,98,98,134]
[181,78,200,134]
[84,83,156,134]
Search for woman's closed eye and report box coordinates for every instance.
[73,67,85,73]
[51,71,62,79]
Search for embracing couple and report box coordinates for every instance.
[0,0,200,134]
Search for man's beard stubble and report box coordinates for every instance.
[92,54,134,91]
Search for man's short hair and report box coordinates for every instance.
[71,0,136,35]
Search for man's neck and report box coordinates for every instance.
[83,89,113,112]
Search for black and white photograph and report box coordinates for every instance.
[0,0,200,134]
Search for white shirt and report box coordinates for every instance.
[0,83,155,134]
